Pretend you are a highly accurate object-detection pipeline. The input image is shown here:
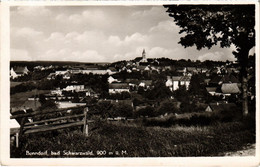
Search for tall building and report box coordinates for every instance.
[140,49,147,63]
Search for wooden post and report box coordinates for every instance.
[83,107,88,136]
[17,117,26,148]
[19,117,26,135]
[15,132,19,148]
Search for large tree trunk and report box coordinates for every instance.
[240,48,250,116]
[241,74,248,116]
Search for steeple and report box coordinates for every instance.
[142,49,146,60]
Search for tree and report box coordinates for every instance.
[157,101,178,115]
[111,104,133,118]
[164,5,255,115]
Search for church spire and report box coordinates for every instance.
[142,49,146,59]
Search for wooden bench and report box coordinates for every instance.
[10,105,93,148]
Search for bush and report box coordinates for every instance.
[111,104,133,118]
[135,106,156,117]
[177,114,218,126]
[157,101,178,115]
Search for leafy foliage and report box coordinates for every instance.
[164,5,255,115]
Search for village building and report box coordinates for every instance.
[51,88,63,96]
[108,76,120,84]
[63,85,85,92]
[180,75,191,90]
[166,76,182,91]
[47,73,56,80]
[107,67,118,75]
[221,83,240,96]
[205,102,237,113]
[80,65,107,75]
[63,71,71,80]
[139,49,148,63]
[10,66,29,79]
[138,80,153,89]
[108,83,130,94]
[85,87,98,97]
[206,87,217,96]
[166,75,191,91]
[56,101,86,109]
[70,67,82,74]
[55,70,68,75]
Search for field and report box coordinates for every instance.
[10,82,23,88]
[10,89,49,109]
[11,117,255,158]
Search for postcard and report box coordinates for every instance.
[1,1,259,166]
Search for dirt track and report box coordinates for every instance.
[224,144,255,156]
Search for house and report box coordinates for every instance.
[180,75,191,90]
[137,65,147,72]
[109,83,130,94]
[206,87,217,96]
[125,79,139,86]
[10,66,29,79]
[55,70,68,75]
[51,88,63,96]
[47,73,56,80]
[56,101,86,109]
[82,66,107,75]
[70,67,82,74]
[63,85,85,92]
[63,71,71,80]
[187,67,197,74]
[221,83,240,96]
[220,74,239,84]
[138,80,153,89]
[166,76,182,91]
[176,67,187,74]
[108,76,120,84]
[205,102,237,112]
[85,87,98,97]
[107,67,118,75]
[166,75,191,91]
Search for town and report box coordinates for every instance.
[10,49,255,117]
[10,49,256,157]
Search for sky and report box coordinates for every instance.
[10,5,246,63]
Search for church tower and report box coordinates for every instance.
[142,49,146,60]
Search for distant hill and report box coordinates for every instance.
[10,61,111,70]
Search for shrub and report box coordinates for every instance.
[135,106,156,117]
[157,101,178,115]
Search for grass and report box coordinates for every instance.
[10,89,49,108]
[10,82,23,88]
[11,119,255,158]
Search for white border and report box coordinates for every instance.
[1,1,259,166]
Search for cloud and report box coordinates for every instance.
[10,6,236,63]
[16,6,51,17]
[14,27,43,38]
[40,49,106,62]
[11,49,31,61]
[149,20,179,33]
[198,51,236,62]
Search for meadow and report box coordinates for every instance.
[11,115,255,158]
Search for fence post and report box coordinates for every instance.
[83,107,88,136]
[15,132,19,148]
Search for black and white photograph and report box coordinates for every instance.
[1,1,259,166]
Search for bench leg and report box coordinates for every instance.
[15,132,19,148]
